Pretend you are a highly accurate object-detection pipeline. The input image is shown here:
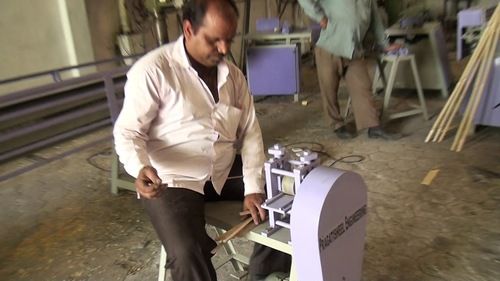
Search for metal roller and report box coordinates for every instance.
[281,176,295,195]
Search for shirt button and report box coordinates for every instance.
[212,132,219,141]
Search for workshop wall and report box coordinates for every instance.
[0,0,276,95]
[0,0,95,95]
[85,0,122,72]
[6,0,495,96]
[385,0,495,24]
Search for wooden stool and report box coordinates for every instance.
[374,54,429,121]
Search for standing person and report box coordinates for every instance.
[113,0,290,280]
[298,0,400,140]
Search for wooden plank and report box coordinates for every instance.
[421,169,440,186]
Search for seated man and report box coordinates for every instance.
[113,0,290,280]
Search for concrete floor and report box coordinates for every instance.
[1,62,499,281]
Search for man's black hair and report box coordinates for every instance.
[182,0,239,31]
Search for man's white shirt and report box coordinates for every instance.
[113,36,265,195]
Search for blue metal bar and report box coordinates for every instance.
[0,54,140,85]
[0,64,129,162]
[0,66,128,107]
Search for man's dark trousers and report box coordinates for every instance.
[141,156,291,281]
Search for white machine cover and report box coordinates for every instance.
[290,166,368,281]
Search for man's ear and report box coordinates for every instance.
[183,20,194,39]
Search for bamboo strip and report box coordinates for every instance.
[430,46,482,142]
[451,40,492,150]
[211,217,253,254]
[430,33,488,141]
[427,4,500,146]
[436,36,489,142]
[426,7,495,142]
[455,28,499,151]
[438,6,499,142]
[452,8,499,150]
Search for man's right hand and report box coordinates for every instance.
[135,166,163,199]
[320,16,328,29]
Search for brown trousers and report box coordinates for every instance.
[141,156,291,281]
[314,46,380,130]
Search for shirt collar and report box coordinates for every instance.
[172,35,230,88]
[172,35,191,69]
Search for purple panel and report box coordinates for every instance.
[256,18,280,32]
[457,8,486,60]
[460,44,500,128]
[477,55,500,127]
[246,45,299,96]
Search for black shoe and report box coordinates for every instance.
[334,126,356,139]
[367,126,402,140]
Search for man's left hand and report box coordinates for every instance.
[243,193,266,225]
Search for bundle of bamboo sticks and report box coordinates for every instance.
[425,4,499,152]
